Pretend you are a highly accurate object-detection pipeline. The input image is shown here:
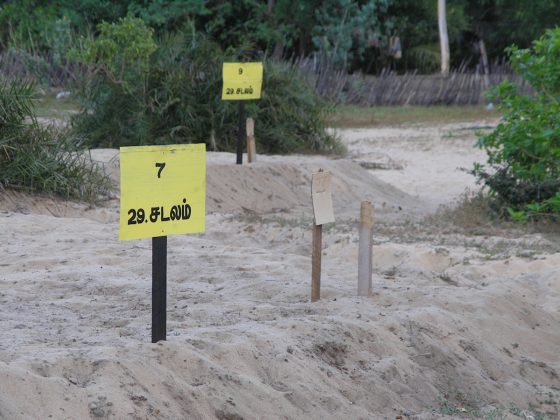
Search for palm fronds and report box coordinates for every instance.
[0,77,113,201]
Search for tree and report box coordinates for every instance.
[311,0,392,70]
[459,0,495,85]
[2,0,560,77]
[474,28,560,221]
[437,0,450,75]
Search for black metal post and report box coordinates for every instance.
[236,101,245,164]
[152,236,167,343]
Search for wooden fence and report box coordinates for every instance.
[0,48,533,106]
[296,58,532,106]
[0,49,77,87]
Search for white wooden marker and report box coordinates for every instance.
[358,201,373,296]
[311,170,335,302]
[246,117,256,163]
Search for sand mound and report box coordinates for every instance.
[1,151,426,223]
[0,188,117,222]
[206,157,425,219]
[1,125,559,419]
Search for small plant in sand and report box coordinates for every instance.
[474,28,560,222]
[0,77,112,201]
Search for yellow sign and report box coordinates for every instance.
[120,144,206,240]
[222,62,263,100]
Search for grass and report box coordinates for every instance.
[1,125,114,202]
[436,395,482,418]
[435,396,554,420]
[328,104,501,128]
[1,80,113,202]
[425,190,500,234]
[34,89,80,121]
[33,88,502,133]
[33,92,504,130]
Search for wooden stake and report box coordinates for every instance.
[246,117,256,163]
[358,201,373,296]
[311,224,322,302]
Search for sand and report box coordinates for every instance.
[0,120,559,419]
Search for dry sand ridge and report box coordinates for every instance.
[0,122,559,419]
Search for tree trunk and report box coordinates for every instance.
[272,39,284,60]
[267,0,283,60]
[267,0,275,16]
[438,0,450,76]
[478,37,490,87]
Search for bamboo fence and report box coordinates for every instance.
[295,57,532,106]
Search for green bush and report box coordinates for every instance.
[254,61,340,154]
[69,19,341,154]
[0,77,112,201]
[474,28,560,221]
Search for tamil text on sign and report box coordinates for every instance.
[222,62,263,100]
[120,144,206,240]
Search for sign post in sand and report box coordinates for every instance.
[311,170,335,302]
[222,62,263,165]
[120,144,206,343]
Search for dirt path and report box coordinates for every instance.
[341,123,492,211]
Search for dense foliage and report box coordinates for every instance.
[474,28,560,221]
[0,78,112,200]
[69,18,340,153]
[1,0,559,74]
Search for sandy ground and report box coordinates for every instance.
[0,121,559,419]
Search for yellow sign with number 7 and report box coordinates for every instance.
[119,144,206,240]
[222,62,263,100]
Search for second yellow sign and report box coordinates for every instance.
[222,62,263,101]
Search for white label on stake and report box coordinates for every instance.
[312,171,335,225]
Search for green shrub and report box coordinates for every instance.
[474,28,560,221]
[0,77,112,201]
[68,17,158,146]
[254,61,341,154]
[69,19,341,154]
